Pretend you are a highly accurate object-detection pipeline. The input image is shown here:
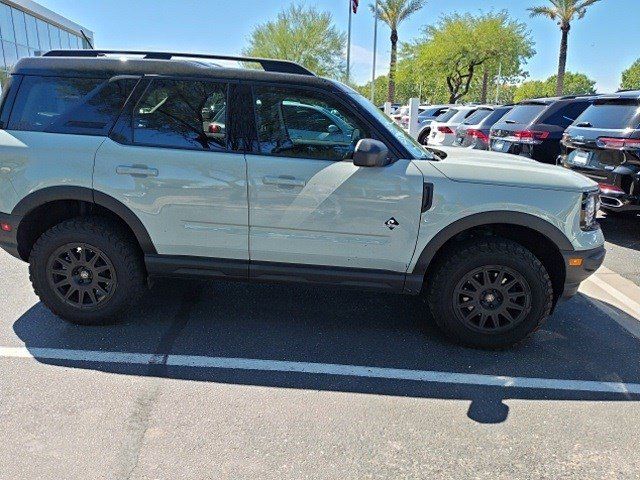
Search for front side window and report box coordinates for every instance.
[253,86,368,161]
[133,79,227,150]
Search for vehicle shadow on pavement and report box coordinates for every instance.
[599,212,640,252]
[12,278,640,424]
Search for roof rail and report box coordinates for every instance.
[42,50,315,76]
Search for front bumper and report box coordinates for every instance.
[0,211,21,259]
[561,245,606,298]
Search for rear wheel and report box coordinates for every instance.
[29,217,146,325]
[426,237,553,349]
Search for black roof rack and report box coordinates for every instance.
[42,50,315,76]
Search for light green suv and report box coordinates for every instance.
[0,51,605,349]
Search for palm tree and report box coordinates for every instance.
[529,0,601,96]
[370,0,426,103]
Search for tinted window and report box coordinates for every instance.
[499,104,547,124]
[542,101,590,127]
[435,108,458,122]
[48,78,139,135]
[24,14,39,49]
[133,79,227,150]
[482,107,512,126]
[449,109,476,123]
[9,76,103,131]
[462,109,492,125]
[36,20,50,52]
[574,101,640,129]
[0,4,15,42]
[253,86,369,161]
[11,8,27,47]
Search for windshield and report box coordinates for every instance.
[500,104,547,125]
[349,92,433,160]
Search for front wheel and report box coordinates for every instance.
[29,217,146,325]
[426,238,553,349]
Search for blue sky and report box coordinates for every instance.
[38,0,638,92]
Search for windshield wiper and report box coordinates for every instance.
[505,120,517,124]
[576,122,593,128]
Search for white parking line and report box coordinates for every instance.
[1,346,639,395]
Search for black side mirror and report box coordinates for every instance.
[353,139,390,167]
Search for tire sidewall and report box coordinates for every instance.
[30,221,140,323]
[431,246,551,348]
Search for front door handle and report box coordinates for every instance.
[116,165,159,177]
[262,175,306,188]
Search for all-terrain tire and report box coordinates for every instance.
[426,237,553,349]
[29,216,146,325]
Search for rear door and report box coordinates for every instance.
[94,77,249,261]
[244,84,423,273]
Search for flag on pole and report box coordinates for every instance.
[352,0,359,14]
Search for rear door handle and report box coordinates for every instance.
[116,165,159,177]
[262,175,306,187]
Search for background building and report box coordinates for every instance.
[0,0,93,81]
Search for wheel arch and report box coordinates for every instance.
[411,211,573,304]
[12,186,156,261]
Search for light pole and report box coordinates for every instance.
[371,0,378,102]
[346,0,353,83]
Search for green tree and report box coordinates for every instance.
[528,0,602,96]
[402,11,534,104]
[243,4,346,78]
[513,71,596,102]
[621,59,640,90]
[369,0,426,103]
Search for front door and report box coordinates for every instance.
[94,78,249,260]
[245,85,423,273]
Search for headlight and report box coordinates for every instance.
[580,191,600,231]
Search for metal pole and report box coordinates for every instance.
[495,61,502,104]
[371,0,378,102]
[346,0,352,83]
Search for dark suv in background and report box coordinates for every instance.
[560,90,640,215]
[490,96,596,164]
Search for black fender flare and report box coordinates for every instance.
[411,211,574,276]
[11,186,157,254]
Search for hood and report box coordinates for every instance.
[423,146,597,192]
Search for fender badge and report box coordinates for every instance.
[385,218,399,230]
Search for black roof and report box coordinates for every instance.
[518,94,600,106]
[12,51,341,91]
[612,89,640,99]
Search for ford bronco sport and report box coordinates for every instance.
[0,50,605,349]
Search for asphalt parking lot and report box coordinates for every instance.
[1,216,639,479]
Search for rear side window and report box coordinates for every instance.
[541,101,590,128]
[133,78,228,151]
[574,101,640,129]
[499,104,547,125]
[8,76,137,135]
[9,76,102,131]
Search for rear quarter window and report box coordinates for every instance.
[574,101,640,129]
[7,76,138,135]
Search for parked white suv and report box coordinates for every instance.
[0,51,605,349]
